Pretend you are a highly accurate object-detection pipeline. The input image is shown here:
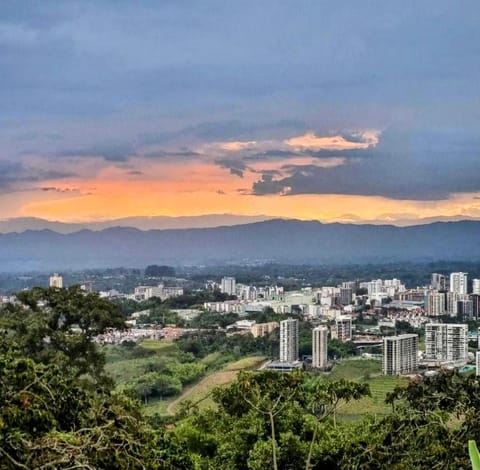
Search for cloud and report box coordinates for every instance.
[284,130,379,151]
[0,160,75,193]
[251,129,480,200]
[214,158,248,177]
[0,2,480,218]
[219,141,257,151]
[210,130,376,183]
[40,186,78,193]
[56,143,135,162]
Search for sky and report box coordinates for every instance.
[1,0,480,224]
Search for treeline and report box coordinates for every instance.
[176,329,279,360]
[182,260,480,289]
[115,290,237,318]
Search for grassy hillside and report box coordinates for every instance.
[328,359,408,420]
[104,340,267,416]
[160,355,267,416]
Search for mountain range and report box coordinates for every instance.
[0,214,272,234]
[0,219,479,272]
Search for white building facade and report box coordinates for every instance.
[450,272,468,295]
[312,326,328,369]
[424,323,468,365]
[383,334,418,375]
[49,273,63,288]
[280,318,299,362]
[221,277,236,295]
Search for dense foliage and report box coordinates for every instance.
[145,265,176,277]
[176,330,279,360]
[105,342,208,404]
[171,370,480,469]
[0,286,125,382]
[0,287,191,469]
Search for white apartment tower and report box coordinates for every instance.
[473,279,480,295]
[220,277,236,296]
[424,292,446,316]
[312,326,328,369]
[450,272,468,294]
[333,316,352,342]
[279,318,299,362]
[49,273,63,288]
[431,273,446,291]
[424,323,468,365]
[382,334,418,375]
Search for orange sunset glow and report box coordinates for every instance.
[1,1,479,229]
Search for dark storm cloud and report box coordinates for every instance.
[252,129,480,200]
[214,158,248,178]
[0,1,479,201]
[55,143,135,162]
[1,1,478,122]
[40,186,78,193]
[140,149,201,160]
[0,160,75,193]
[55,143,201,163]
[147,120,306,145]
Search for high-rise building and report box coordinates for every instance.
[279,318,299,362]
[333,316,352,342]
[450,272,468,294]
[473,295,480,320]
[431,273,446,291]
[312,326,328,369]
[424,292,446,316]
[446,291,470,315]
[49,273,63,288]
[382,334,418,375]
[458,299,474,321]
[473,279,480,295]
[220,277,236,296]
[367,279,383,296]
[425,323,468,365]
[476,351,480,377]
[339,287,353,305]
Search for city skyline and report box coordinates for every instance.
[1,2,480,224]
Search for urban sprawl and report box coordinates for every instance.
[4,271,480,378]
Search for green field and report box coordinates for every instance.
[327,359,408,420]
[328,358,382,381]
[145,355,267,416]
[139,339,177,352]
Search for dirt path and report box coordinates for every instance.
[166,357,267,415]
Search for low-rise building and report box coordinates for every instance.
[251,321,279,338]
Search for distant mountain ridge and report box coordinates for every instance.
[0,214,273,234]
[0,219,479,272]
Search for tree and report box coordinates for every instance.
[145,265,176,277]
[0,343,193,469]
[327,339,357,359]
[0,286,126,382]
